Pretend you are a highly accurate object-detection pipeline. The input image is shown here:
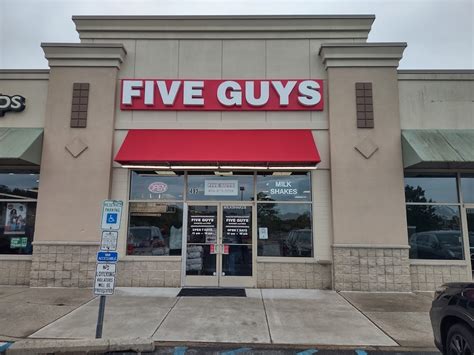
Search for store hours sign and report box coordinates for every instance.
[121,79,324,111]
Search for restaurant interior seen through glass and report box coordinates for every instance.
[404,173,474,268]
[127,170,313,275]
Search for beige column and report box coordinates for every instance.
[30,43,126,287]
[319,43,411,291]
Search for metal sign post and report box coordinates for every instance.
[95,200,122,339]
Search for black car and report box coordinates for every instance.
[430,282,474,354]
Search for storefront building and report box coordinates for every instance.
[0,15,473,291]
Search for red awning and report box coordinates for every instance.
[114,129,320,167]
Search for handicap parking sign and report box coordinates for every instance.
[101,200,123,230]
[106,213,117,224]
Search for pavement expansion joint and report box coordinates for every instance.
[337,292,401,347]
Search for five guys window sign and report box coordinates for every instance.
[121,79,324,111]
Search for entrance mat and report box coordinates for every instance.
[177,288,246,297]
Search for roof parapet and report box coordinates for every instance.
[319,43,407,69]
[72,15,376,40]
[41,43,127,68]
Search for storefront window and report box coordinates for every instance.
[187,173,254,201]
[127,202,183,256]
[406,205,463,260]
[257,203,313,257]
[130,171,184,200]
[257,172,311,201]
[0,171,39,254]
[404,174,458,203]
[405,174,463,260]
[461,174,474,203]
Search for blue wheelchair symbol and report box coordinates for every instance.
[106,213,117,224]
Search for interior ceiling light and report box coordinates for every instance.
[170,165,218,170]
[155,171,177,176]
[214,171,233,176]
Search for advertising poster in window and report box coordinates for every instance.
[223,206,251,244]
[204,180,238,196]
[189,214,217,243]
[4,203,27,235]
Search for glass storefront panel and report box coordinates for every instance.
[466,209,474,271]
[257,203,312,257]
[0,172,39,199]
[187,174,254,201]
[127,202,183,256]
[222,245,252,276]
[186,244,216,276]
[461,174,474,203]
[404,174,458,203]
[0,201,36,254]
[257,172,311,201]
[130,171,184,200]
[406,205,463,260]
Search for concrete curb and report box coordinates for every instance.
[6,337,154,354]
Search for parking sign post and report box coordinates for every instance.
[95,200,123,339]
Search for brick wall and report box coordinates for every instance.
[410,264,471,291]
[256,262,332,289]
[333,247,411,291]
[116,260,181,287]
[30,244,97,287]
[0,259,31,285]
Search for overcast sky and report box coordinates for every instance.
[0,0,473,69]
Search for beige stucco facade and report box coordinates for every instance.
[0,15,472,291]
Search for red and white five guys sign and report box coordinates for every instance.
[121,79,323,111]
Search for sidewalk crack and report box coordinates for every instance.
[260,289,273,344]
[150,295,181,338]
[338,291,401,347]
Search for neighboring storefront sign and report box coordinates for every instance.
[0,94,26,117]
[121,79,324,111]
[4,203,27,235]
[205,180,238,196]
[148,181,168,193]
[189,214,217,243]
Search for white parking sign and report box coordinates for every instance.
[100,231,118,251]
[94,263,116,295]
[101,200,123,230]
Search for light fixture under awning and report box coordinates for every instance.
[115,129,320,170]
[402,129,474,169]
[0,128,43,166]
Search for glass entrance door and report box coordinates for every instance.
[184,203,254,287]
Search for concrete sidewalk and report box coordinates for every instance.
[0,287,437,350]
